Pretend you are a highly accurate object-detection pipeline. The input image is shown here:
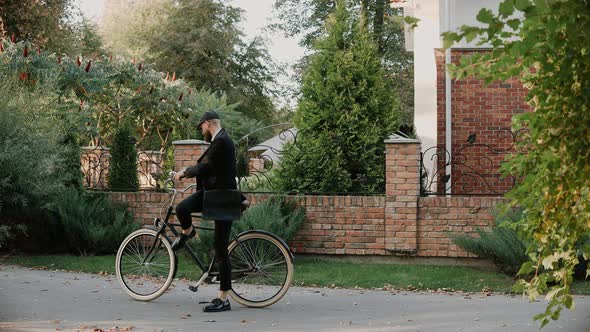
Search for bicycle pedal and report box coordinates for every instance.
[188,285,199,292]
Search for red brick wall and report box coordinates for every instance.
[108,191,170,226]
[248,194,387,255]
[417,196,507,257]
[106,139,507,259]
[435,49,531,194]
[108,191,504,258]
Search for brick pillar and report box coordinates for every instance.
[384,134,421,255]
[171,139,210,200]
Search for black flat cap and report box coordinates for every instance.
[197,109,220,129]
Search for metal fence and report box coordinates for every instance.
[80,146,164,190]
[420,128,528,196]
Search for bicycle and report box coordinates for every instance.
[115,174,294,308]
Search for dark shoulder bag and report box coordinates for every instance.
[202,189,242,221]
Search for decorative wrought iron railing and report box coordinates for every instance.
[80,146,164,191]
[235,124,299,192]
[420,128,528,196]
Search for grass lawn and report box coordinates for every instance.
[2,254,589,295]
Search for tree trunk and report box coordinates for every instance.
[361,0,370,23]
[373,0,385,54]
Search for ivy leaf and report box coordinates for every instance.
[507,19,521,31]
[517,261,535,276]
[538,317,550,329]
[514,0,530,11]
[563,294,575,310]
[476,9,495,24]
[463,27,480,43]
[403,16,420,29]
[499,0,515,17]
[442,32,458,49]
[544,286,562,301]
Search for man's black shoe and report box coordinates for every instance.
[171,227,196,251]
[203,298,231,313]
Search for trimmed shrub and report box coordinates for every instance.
[453,207,529,275]
[109,125,139,192]
[453,207,589,280]
[59,130,83,189]
[52,188,139,255]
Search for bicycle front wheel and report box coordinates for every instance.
[115,229,176,301]
[227,231,294,308]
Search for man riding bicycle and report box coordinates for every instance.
[172,109,246,313]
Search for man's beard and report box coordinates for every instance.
[204,132,212,142]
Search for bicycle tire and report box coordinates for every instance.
[115,229,177,301]
[227,231,294,308]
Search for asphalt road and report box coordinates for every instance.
[0,265,589,332]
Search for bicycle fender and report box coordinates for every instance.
[236,230,294,262]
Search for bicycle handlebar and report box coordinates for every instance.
[165,171,197,194]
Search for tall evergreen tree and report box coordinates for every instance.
[271,0,414,126]
[278,0,398,193]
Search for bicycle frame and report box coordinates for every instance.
[142,183,245,291]
[137,177,294,294]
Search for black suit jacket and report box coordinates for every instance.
[184,128,237,191]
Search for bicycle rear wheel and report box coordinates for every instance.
[115,229,176,301]
[227,231,294,308]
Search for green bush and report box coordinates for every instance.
[0,208,69,254]
[58,129,83,189]
[452,207,529,275]
[0,84,73,248]
[189,196,306,261]
[109,125,139,192]
[52,188,139,255]
[277,1,398,193]
[0,224,28,249]
[0,92,68,214]
[453,207,589,280]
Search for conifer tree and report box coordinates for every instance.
[278,0,398,193]
[109,124,139,192]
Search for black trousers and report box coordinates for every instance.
[176,190,233,291]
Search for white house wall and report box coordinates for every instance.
[395,0,504,176]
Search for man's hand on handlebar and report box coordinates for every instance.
[168,170,186,182]
[173,171,185,181]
